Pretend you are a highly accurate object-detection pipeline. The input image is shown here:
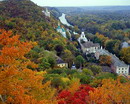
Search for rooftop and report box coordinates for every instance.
[97,49,128,67]
[112,55,128,67]
[56,58,66,64]
[62,28,65,32]
[82,41,100,48]
[56,26,61,30]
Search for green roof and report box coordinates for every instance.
[56,26,61,30]
[62,28,65,32]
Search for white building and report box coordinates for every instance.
[56,23,66,38]
[78,32,88,42]
[56,59,68,68]
[81,42,100,54]
[122,42,129,48]
[95,49,129,75]
[78,32,100,54]
[42,8,50,17]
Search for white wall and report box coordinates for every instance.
[116,66,129,75]
[83,46,100,54]
[57,63,68,68]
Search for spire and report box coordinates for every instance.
[80,31,88,42]
[81,32,84,34]
[58,21,60,26]
[71,62,76,70]
[101,46,103,50]
[81,32,84,35]
[81,32,85,38]
[46,8,48,12]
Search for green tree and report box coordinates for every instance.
[55,45,64,56]
[120,47,130,64]
[72,73,92,84]
[75,55,86,69]
[62,49,75,68]
[87,65,102,75]
[39,58,51,70]
[113,40,121,54]
[48,57,56,68]
[105,39,120,54]
[82,68,94,76]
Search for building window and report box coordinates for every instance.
[118,71,120,73]
[122,71,124,73]
[122,68,124,70]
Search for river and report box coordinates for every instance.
[59,13,72,27]
[58,13,78,40]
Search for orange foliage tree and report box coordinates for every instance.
[89,78,130,104]
[99,55,112,66]
[0,29,56,104]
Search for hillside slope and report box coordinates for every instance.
[0,0,79,69]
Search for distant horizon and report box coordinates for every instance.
[31,0,130,7]
[0,0,130,7]
[0,0,129,7]
[45,5,130,7]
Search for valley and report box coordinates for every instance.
[0,0,130,104]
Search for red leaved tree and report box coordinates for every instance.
[57,85,94,104]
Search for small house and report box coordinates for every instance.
[56,59,68,68]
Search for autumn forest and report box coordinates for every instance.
[0,0,130,104]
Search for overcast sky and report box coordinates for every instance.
[31,0,130,7]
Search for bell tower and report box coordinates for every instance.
[80,32,88,42]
